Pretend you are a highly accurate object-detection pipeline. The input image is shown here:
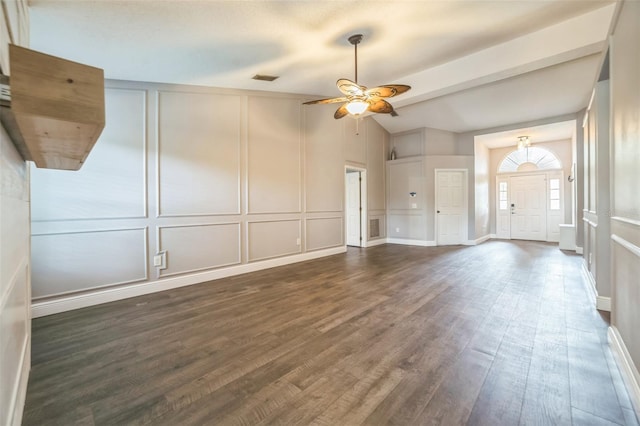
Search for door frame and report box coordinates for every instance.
[434,168,469,246]
[495,169,564,242]
[344,165,367,247]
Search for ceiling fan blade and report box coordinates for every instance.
[303,97,349,105]
[337,79,366,96]
[368,99,394,114]
[365,84,412,98]
[334,104,350,119]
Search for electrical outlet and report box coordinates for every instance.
[395,227,400,233]
[411,203,417,209]
[296,237,301,245]
[153,255,162,267]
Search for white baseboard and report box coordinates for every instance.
[580,261,612,312]
[32,246,347,318]
[608,326,640,420]
[581,261,597,305]
[465,234,494,245]
[7,334,30,426]
[364,238,387,247]
[597,296,612,312]
[576,246,584,254]
[386,238,436,247]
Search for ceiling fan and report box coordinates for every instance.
[303,34,411,119]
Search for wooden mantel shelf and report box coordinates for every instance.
[0,44,105,171]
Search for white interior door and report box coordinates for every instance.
[436,170,467,245]
[346,171,361,246]
[510,174,547,241]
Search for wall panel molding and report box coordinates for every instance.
[156,90,242,218]
[157,222,241,278]
[306,216,342,251]
[31,88,148,222]
[247,219,301,262]
[31,227,149,299]
[246,96,302,215]
[32,246,347,318]
[612,234,640,258]
[609,326,640,419]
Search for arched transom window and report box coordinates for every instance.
[498,146,562,173]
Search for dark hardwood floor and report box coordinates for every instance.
[23,241,639,425]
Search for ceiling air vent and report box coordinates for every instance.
[252,74,279,82]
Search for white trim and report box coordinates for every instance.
[596,296,611,312]
[387,238,436,247]
[576,246,584,254]
[608,326,640,420]
[7,333,30,426]
[364,238,387,247]
[611,216,640,228]
[32,246,346,318]
[579,261,611,312]
[612,234,640,258]
[344,165,367,248]
[581,261,597,305]
[465,234,493,246]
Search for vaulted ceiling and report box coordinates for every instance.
[28,0,615,136]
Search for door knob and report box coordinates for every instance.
[437,210,440,213]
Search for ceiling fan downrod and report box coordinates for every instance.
[348,34,363,84]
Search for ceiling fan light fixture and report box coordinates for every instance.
[346,100,369,116]
[303,34,411,119]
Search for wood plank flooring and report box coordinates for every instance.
[23,241,639,425]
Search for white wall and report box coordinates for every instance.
[582,79,611,304]
[609,0,640,408]
[474,141,490,239]
[386,155,474,244]
[0,123,31,426]
[30,80,388,314]
[0,2,31,425]
[387,128,474,244]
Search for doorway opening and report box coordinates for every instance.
[496,146,564,242]
[345,167,367,247]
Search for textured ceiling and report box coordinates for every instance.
[28,0,616,136]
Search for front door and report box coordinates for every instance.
[510,174,547,241]
[436,170,467,245]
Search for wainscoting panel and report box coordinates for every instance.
[611,232,640,380]
[306,217,342,251]
[158,223,241,277]
[388,159,424,211]
[344,116,366,165]
[304,104,343,213]
[367,120,386,211]
[0,260,29,426]
[31,228,148,298]
[247,96,301,214]
[157,90,241,217]
[31,88,147,221]
[388,214,427,241]
[248,219,301,261]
